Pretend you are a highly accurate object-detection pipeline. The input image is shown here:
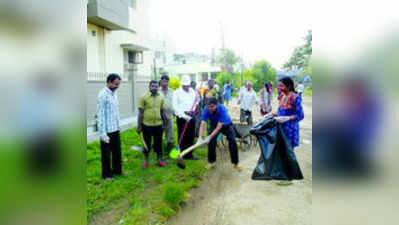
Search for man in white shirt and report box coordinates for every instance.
[173,75,199,160]
[237,81,257,125]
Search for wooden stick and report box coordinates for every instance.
[178,141,205,158]
[140,133,149,151]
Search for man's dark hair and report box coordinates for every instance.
[160,75,169,81]
[207,97,218,105]
[149,80,159,86]
[107,73,121,83]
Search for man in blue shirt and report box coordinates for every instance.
[197,97,242,171]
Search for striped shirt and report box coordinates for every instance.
[97,87,120,136]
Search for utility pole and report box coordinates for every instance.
[153,57,157,80]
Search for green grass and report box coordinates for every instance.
[87,127,208,225]
[304,88,312,96]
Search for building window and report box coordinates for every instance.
[128,51,135,64]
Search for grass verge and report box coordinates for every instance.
[87,127,208,225]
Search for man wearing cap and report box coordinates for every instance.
[197,97,243,171]
[172,75,199,160]
[159,75,175,157]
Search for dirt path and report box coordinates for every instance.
[168,96,312,225]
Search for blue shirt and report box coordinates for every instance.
[201,104,232,125]
[97,87,120,136]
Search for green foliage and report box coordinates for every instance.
[215,60,276,92]
[305,88,312,96]
[159,205,175,218]
[283,30,312,71]
[250,60,276,91]
[215,71,235,87]
[87,126,208,224]
[162,183,185,208]
[169,77,180,90]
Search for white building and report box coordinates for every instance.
[161,52,222,84]
[86,0,157,141]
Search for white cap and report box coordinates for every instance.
[181,75,191,86]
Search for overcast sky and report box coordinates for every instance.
[149,0,311,69]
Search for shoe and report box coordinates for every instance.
[142,161,149,168]
[233,164,243,172]
[205,163,216,170]
[158,160,167,167]
[276,180,293,186]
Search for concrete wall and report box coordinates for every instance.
[87,0,130,30]
[86,80,134,126]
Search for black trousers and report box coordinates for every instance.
[142,124,163,159]
[177,116,196,159]
[100,131,122,179]
[208,122,239,164]
[240,109,253,125]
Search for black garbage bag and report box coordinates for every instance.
[250,116,304,181]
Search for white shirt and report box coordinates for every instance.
[297,84,305,93]
[239,88,257,111]
[172,87,198,118]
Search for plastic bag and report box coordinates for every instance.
[250,116,304,181]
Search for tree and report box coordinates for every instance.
[283,30,312,71]
[215,59,276,92]
[218,48,240,68]
[251,60,276,91]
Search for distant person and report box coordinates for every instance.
[204,79,223,104]
[137,81,168,168]
[297,82,305,98]
[238,81,257,125]
[97,74,122,180]
[191,80,203,137]
[259,82,273,116]
[223,81,233,106]
[197,97,243,171]
[159,75,174,157]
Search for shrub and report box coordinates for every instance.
[159,205,175,218]
[162,183,185,208]
[169,77,181,90]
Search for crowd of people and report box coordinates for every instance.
[96,73,305,182]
